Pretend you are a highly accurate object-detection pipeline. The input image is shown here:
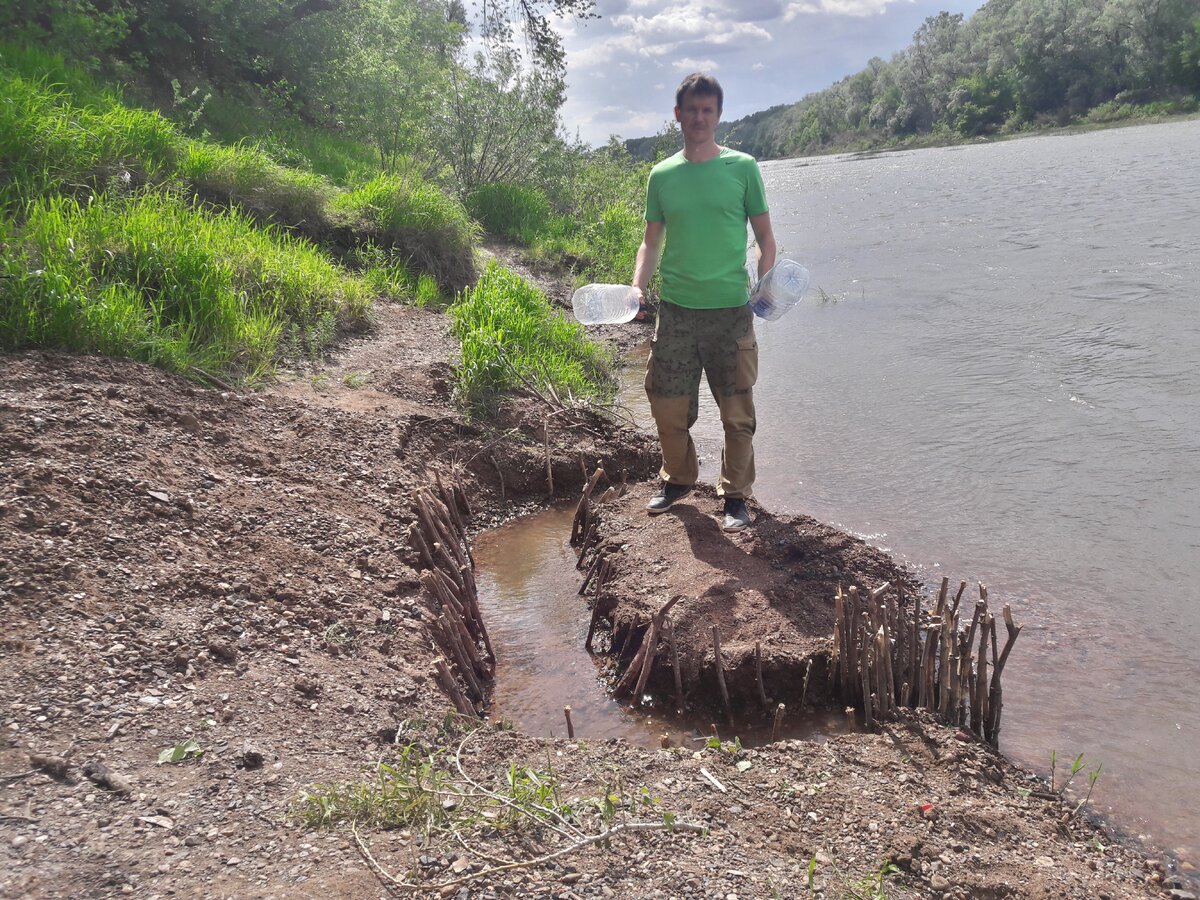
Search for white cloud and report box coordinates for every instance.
[560,0,987,144]
[674,57,718,71]
[784,0,901,19]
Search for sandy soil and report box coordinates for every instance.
[0,261,1184,898]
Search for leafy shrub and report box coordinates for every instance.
[450,261,611,412]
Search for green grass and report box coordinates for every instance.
[0,68,178,210]
[450,261,612,412]
[334,174,479,292]
[177,139,333,229]
[0,191,372,380]
[467,182,551,242]
[0,43,487,381]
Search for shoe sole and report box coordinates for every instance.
[722,519,750,532]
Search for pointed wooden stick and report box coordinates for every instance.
[800,658,813,712]
[771,703,786,742]
[434,658,475,717]
[754,642,769,709]
[563,706,574,739]
[666,618,683,710]
[712,625,733,726]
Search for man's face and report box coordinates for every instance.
[674,90,721,145]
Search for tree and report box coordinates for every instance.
[437,43,566,192]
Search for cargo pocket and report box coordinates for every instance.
[644,337,658,394]
[734,333,758,392]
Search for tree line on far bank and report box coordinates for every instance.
[628,0,1200,161]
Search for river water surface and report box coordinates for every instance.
[618,119,1200,863]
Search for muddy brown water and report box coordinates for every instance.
[619,120,1200,866]
[476,505,854,749]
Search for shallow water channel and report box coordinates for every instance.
[475,505,852,748]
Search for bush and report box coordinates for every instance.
[467,183,551,242]
[0,191,372,380]
[334,174,479,293]
[449,261,612,412]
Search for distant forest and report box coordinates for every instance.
[628,0,1200,161]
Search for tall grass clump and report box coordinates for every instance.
[0,68,178,209]
[466,183,551,242]
[450,261,611,413]
[177,140,333,230]
[0,191,372,379]
[335,173,479,292]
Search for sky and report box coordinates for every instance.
[554,0,989,146]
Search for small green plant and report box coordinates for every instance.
[849,860,902,899]
[342,371,367,388]
[158,737,204,764]
[323,620,360,652]
[1048,750,1103,817]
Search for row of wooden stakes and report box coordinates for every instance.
[833,577,1022,745]
[407,476,494,718]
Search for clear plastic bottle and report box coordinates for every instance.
[748,259,811,321]
[571,284,641,325]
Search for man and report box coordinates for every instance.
[631,72,777,532]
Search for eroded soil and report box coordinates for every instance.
[0,287,1179,898]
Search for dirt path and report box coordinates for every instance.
[0,279,1178,898]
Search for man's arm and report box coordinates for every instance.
[631,220,666,305]
[749,211,777,280]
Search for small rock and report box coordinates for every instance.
[1033,856,1055,868]
[294,676,320,697]
[930,874,951,890]
[237,743,266,770]
[206,639,238,663]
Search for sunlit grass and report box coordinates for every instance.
[0,191,372,380]
[450,261,612,412]
[335,174,479,292]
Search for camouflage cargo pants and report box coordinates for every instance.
[644,301,757,499]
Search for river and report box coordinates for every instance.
[619,119,1200,866]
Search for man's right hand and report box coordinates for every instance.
[631,286,648,321]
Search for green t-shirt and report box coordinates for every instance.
[644,147,769,309]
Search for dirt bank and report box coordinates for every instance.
[0,278,1180,898]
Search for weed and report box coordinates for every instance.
[158,737,204,764]
[1048,749,1103,817]
[323,621,360,653]
[343,371,367,388]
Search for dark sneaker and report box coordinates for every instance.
[722,497,752,532]
[647,482,692,514]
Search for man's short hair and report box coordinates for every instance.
[675,73,723,115]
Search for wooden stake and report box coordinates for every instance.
[563,705,574,739]
[985,604,1022,744]
[613,595,684,698]
[666,618,684,710]
[771,703,786,742]
[754,642,770,709]
[544,416,554,498]
[711,625,733,726]
[800,658,813,712]
[632,620,660,701]
[833,587,847,696]
[434,658,475,717]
